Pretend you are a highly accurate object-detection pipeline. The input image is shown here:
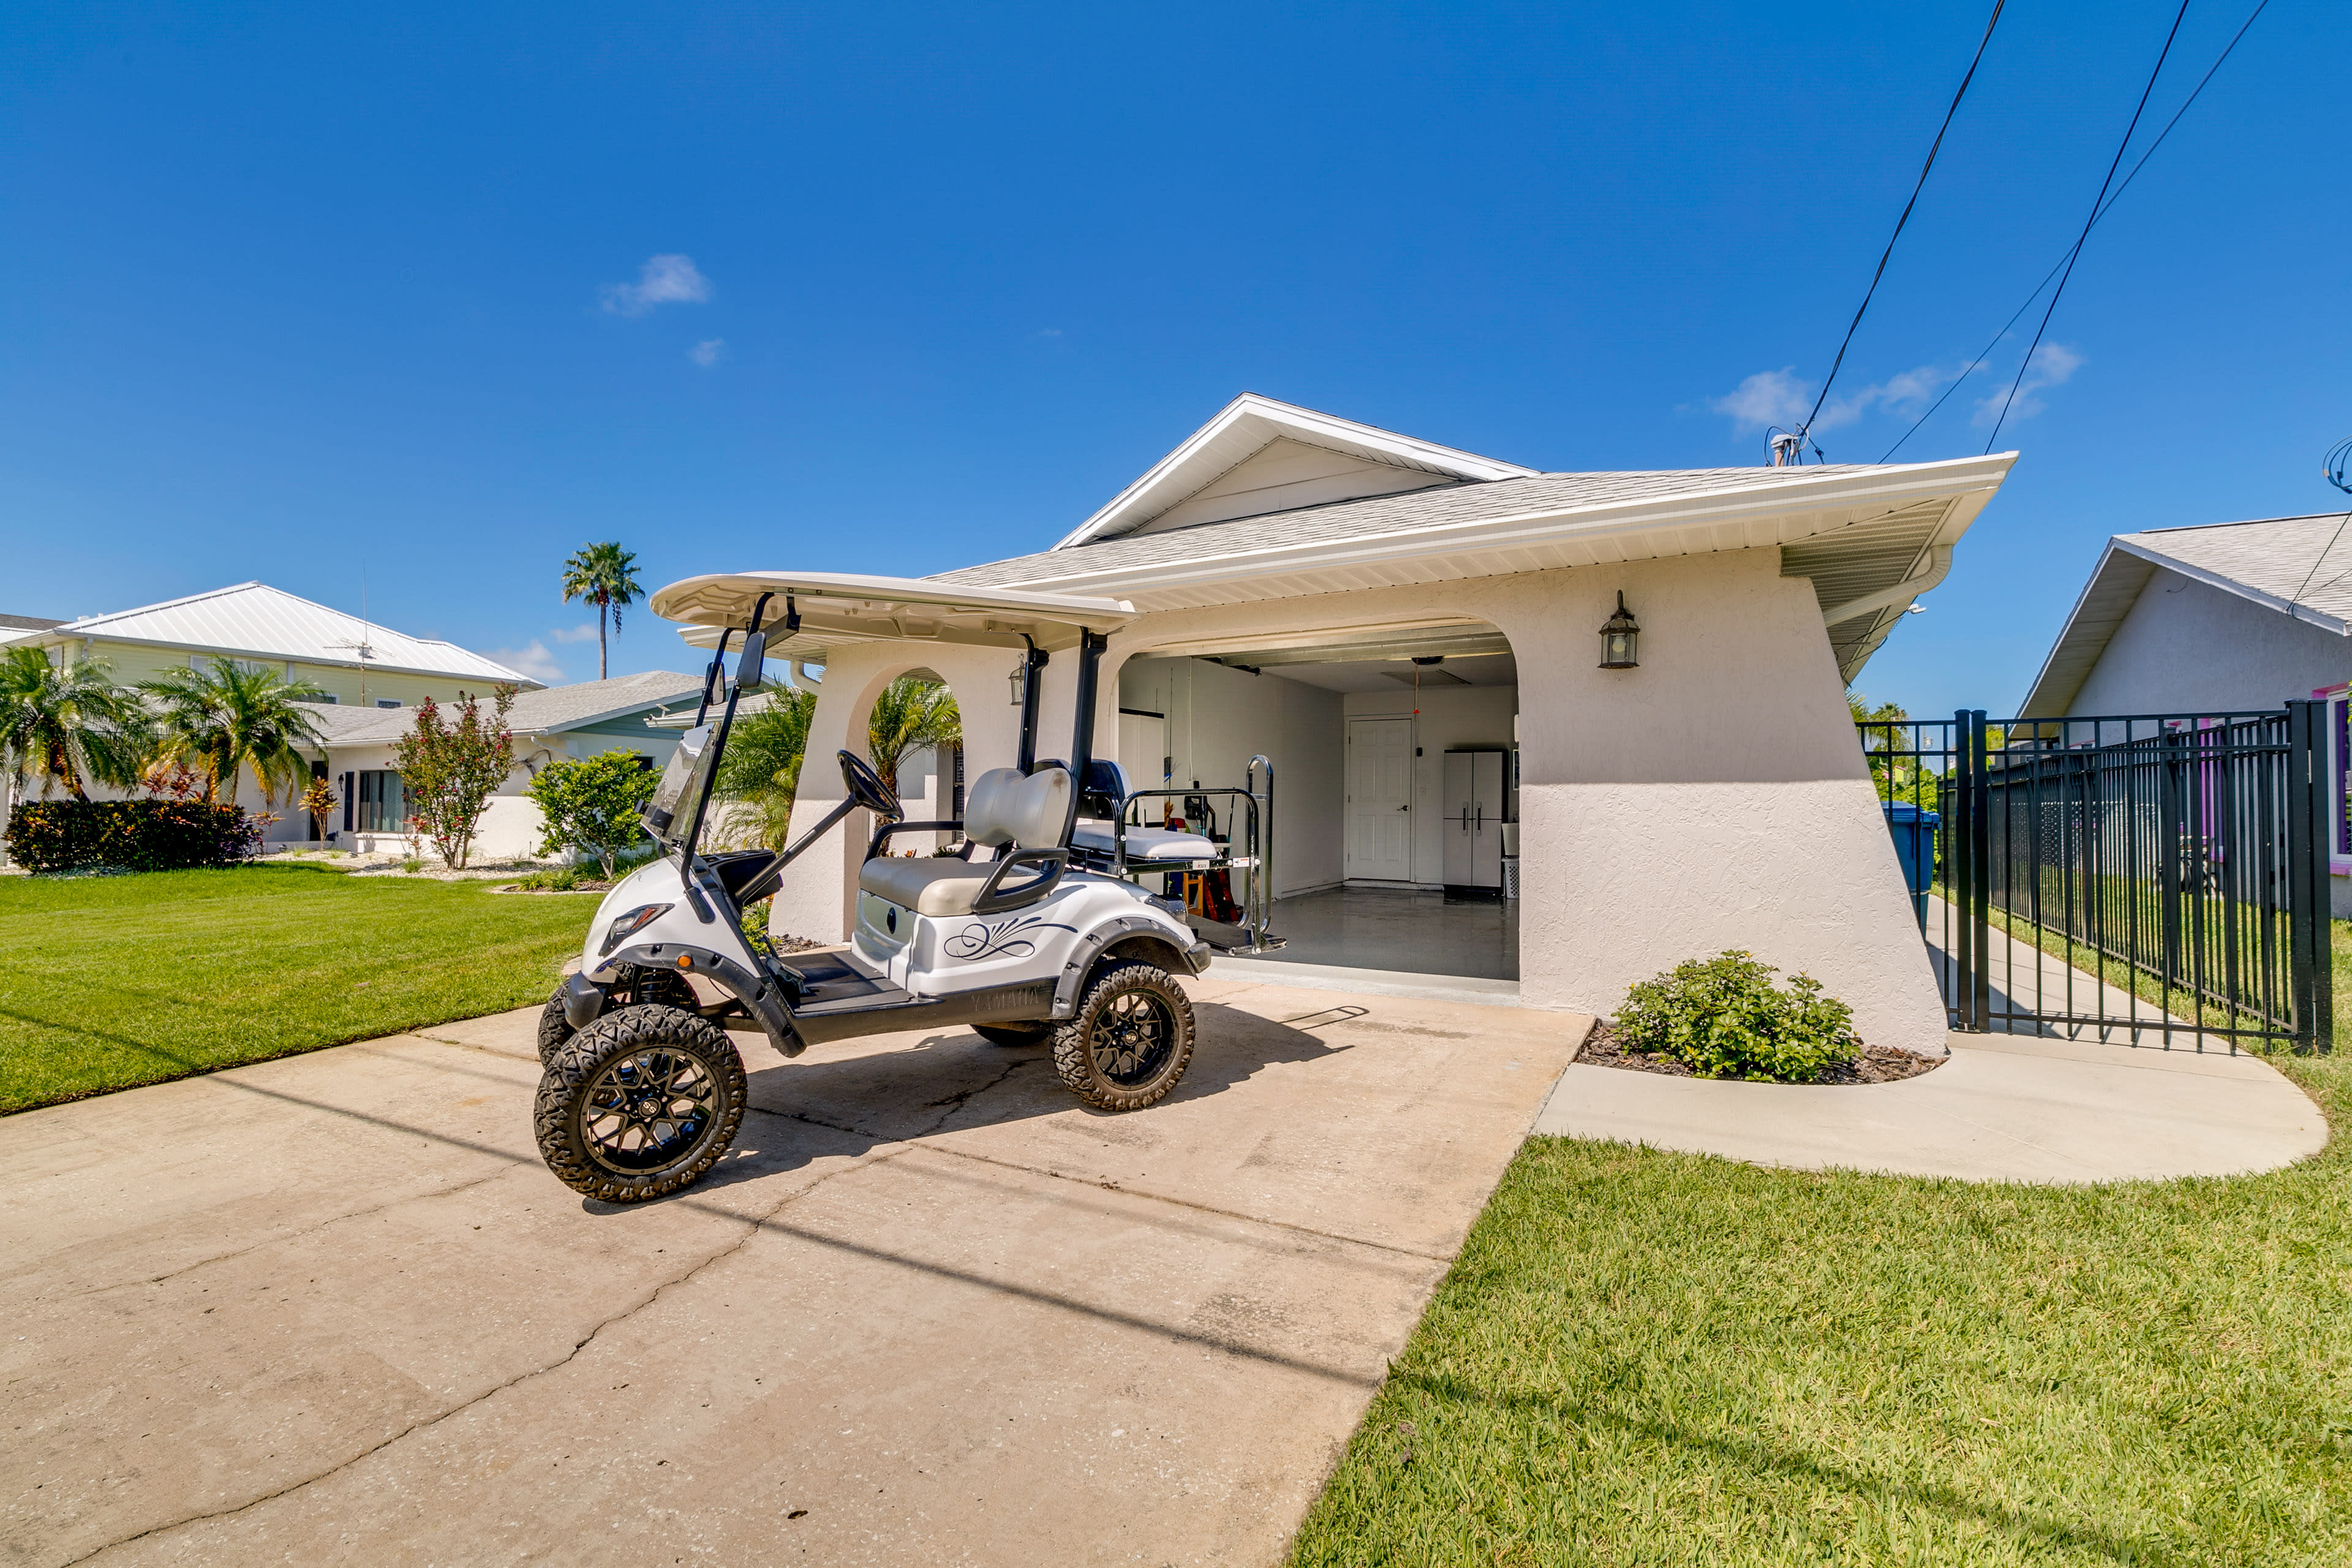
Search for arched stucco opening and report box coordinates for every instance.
[1103,616,1523,986]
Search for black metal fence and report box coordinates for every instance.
[1857,704,2334,1053]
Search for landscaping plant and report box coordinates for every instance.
[2,798,260,873]
[559,540,643,681]
[141,657,329,805]
[0,645,152,802]
[1612,949,1858,1082]
[390,687,516,869]
[525,749,658,878]
[714,687,816,847]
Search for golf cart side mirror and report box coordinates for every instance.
[734,631,767,689]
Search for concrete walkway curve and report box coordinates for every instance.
[1532,1030,2329,1183]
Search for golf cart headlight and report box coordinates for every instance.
[600,903,674,957]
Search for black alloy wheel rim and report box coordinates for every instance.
[579,1048,722,1175]
[1089,989,1175,1087]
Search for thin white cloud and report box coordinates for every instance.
[600,254,713,316]
[487,640,564,683]
[1709,368,1812,432]
[688,337,725,367]
[1973,343,2084,428]
[1711,361,1965,440]
[549,623,601,644]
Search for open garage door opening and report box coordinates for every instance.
[1114,619,1520,990]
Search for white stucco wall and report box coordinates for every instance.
[771,547,1949,1051]
[2069,568,2352,715]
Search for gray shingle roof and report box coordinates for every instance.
[299,670,704,748]
[933,466,1875,588]
[0,612,65,632]
[2120,514,2352,625]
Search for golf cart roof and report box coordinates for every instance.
[653,570,1137,658]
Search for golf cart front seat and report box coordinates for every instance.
[856,765,1074,916]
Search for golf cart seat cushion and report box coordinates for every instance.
[1069,824,1216,862]
[856,856,1001,917]
[962,766,1073,850]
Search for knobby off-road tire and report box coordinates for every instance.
[535,1004,745,1202]
[535,967,699,1066]
[1051,962,1194,1110]
[973,1020,1052,1047]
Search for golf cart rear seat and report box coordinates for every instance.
[857,764,1073,916]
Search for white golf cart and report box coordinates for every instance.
[532,571,1280,1202]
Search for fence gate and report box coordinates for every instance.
[1859,703,2334,1054]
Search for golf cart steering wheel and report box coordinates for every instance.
[837,749,902,818]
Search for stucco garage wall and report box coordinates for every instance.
[2068,567,2352,715]
[1116,655,1344,895]
[1341,683,1518,886]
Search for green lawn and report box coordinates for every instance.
[1288,1051,2352,1567]
[0,865,599,1113]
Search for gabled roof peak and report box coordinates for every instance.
[1052,393,1538,549]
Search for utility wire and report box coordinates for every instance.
[1792,0,2006,458]
[1882,0,2271,462]
[1981,0,2193,453]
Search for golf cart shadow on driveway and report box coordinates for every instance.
[671,998,1372,1204]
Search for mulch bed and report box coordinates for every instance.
[1578,1022,1943,1085]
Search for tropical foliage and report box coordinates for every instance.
[0,646,152,802]
[3,798,260,874]
[713,688,816,848]
[864,675,960,796]
[141,658,330,805]
[390,687,517,869]
[559,541,643,681]
[526,749,658,878]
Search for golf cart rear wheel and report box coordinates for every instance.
[535,1005,745,1202]
[974,1021,1052,1046]
[1052,962,1193,1111]
[535,967,699,1066]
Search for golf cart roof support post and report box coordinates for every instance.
[681,592,772,865]
[1066,628,1108,786]
[1017,635,1049,774]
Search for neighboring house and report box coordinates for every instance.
[0,612,67,635]
[312,671,704,858]
[2019,512,2352,911]
[760,393,2017,1052]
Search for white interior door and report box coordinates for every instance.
[1346,717,1414,882]
[1117,710,1167,792]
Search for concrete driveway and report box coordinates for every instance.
[2,974,1585,1567]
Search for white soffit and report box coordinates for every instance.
[1054,393,1537,549]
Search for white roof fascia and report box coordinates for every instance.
[42,628,528,685]
[1011,453,2015,601]
[1050,393,1539,550]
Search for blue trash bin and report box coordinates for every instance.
[1882,802,1939,929]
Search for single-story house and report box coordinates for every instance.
[2019,511,2352,911]
[309,670,704,859]
[755,393,2017,1051]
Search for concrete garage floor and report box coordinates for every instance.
[1242,886,1518,981]
[1,974,1585,1567]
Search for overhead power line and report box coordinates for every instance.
[1979,0,2195,453]
[1882,0,2272,461]
[1784,0,2006,462]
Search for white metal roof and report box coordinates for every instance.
[26,581,538,687]
[2019,513,2352,716]
[301,671,706,748]
[653,570,1136,662]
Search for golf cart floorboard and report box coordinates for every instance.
[782,950,1058,1046]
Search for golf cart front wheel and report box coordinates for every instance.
[536,967,699,1066]
[1052,962,1194,1111]
[973,1020,1052,1046]
[535,1005,746,1202]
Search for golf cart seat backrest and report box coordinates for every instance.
[854,765,1072,919]
[1078,758,1129,820]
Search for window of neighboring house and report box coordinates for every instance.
[355,771,409,833]
[2332,690,2351,861]
[306,693,340,704]
[376,698,402,709]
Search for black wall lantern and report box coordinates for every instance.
[1598,591,1640,669]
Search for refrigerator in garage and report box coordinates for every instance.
[1441,748,1506,899]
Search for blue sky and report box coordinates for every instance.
[2,1,2340,714]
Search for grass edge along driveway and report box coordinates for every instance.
[1288,1050,2352,1567]
[1,864,596,1114]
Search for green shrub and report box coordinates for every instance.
[4,799,261,873]
[1611,949,1858,1082]
[526,749,657,879]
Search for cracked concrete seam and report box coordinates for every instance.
[56,1140,921,1567]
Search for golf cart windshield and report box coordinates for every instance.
[643,723,717,846]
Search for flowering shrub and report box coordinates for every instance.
[391,687,516,869]
[4,799,261,873]
[1611,950,1860,1082]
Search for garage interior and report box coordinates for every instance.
[1114,622,1521,983]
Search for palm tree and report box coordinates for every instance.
[560,541,643,681]
[864,675,960,797]
[141,658,330,807]
[0,646,151,802]
[714,688,817,847]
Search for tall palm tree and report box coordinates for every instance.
[864,675,960,797]
[141,658,330,806]
[714,688,818,847]
[0,646,151,802]
[560,541,643,681]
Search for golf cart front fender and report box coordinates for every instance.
[1050,914,1212,1019]
[560,968,608,1031]
[601,941,806,1058]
